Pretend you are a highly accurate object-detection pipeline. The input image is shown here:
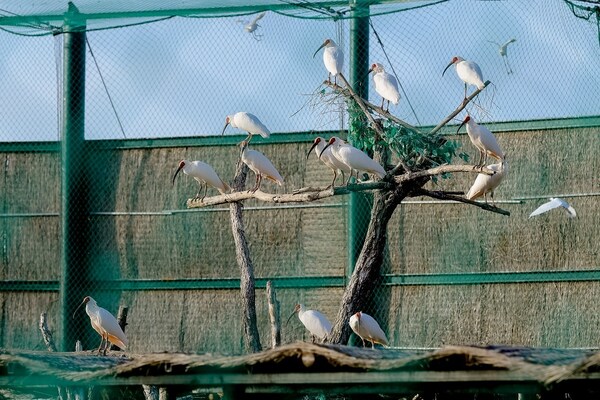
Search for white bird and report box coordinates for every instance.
[313,38,344,85]
[369,63,401,111]
[287,303,332,343]
[321,136,386,183]
[457,115,504,167]
[488,38,516,74]
[466,159,508,203]
[349,311,389,348]
[442,56,485,101]
[240,140,284,192]
[222,112,271,143]
[529,198,576,218]
[307,136,351,188]
[239,11,266,41]
[172,159,230,201]
[73,296,128,355]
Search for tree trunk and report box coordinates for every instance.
[229,160,262,353]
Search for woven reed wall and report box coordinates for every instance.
[0,125,598,353]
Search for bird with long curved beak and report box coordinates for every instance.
[314,38,343,85]
[442,56,485,102]
[457,115,503,168]
[172,159,230,202]
[239,140,284,193]
[321,136,386,184]
[307,137,351,188]
[349,311,389,348]
[287,303,332,343]
[73,296,128,355]
[221,111,271,144]
[368,62,401,112]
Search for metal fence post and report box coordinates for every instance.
[347,1,371,278]
[59,4,89,352]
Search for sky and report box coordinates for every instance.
[0,0,599,141]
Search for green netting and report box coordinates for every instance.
[0,0,599,360]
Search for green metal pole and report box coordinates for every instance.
[347,1,371,277]
[60,5,88,352]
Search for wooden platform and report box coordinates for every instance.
[2,342,600,398]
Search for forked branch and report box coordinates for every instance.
[415,188,510,216]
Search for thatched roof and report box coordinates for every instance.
[2,342,600,394]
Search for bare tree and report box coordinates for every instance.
[188,75,504,347]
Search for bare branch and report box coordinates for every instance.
[415,188,510,216]
[266,281,281,349]
[429,80,491,135]
[187,164,490,208]
[395,164,495,184]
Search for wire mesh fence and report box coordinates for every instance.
[0,0,599,355]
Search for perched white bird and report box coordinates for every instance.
[369,63,401,111]
[287,303,332,343]
[73,296,128,355]
[466,160,508,203]
[172,159,230,201]
[239,11,266,40]
[321,136,386,183]
[307,136,351,188]
[349,311,389,348]
[457,115,504,167]
[313,38,344,85]
[488,38,516,74]
[240,140,284,192]
[529,198,576,218]
[222,112,271,143]
[442,56,485,100]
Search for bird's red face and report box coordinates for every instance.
[225,116,231,124]
[457,115,471,133]
[172,160,186,186]
[355,311,362,320]
[307,137,322,159]
[83,296,91,304]
[451,56,459,64]
[328,137,335,145]
[324,39,331,46]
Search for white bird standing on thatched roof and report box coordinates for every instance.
[369,62,401,112]
[239,140,284,193]
[73,296,128,355]
[221,112,271,143]
[466,159,508,203]
[314,38,344,85]
[287,303,332,343]
[457,115,504,167]
[529,198,576,218]
[321,136,386,183]
[349,311,389,348]
[172,159,230,201]
[307,136,351,188]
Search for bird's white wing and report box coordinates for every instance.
[301,310,332,338]
[97,307,128,348]
[529,198,564,218]
[237,112,271,138]
[251,11,266,24]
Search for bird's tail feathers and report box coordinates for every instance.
[107,334,128,350]
[219,180,231,194]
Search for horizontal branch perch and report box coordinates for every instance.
[187,164,491,208]
[415,188,510,216]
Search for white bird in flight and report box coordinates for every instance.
[172,159,230,201]
[321,136,386,184]
[222,112,271,143]
[238,11,266,41]
[442,56,485,102]
[466,159,508,203]
[349,311,389,348]
[314,38,344,85]
[488,38,516,74]
[307,136,351,188]
[529,198,576,218]
[369,62,401,112]
[287,303,332,343]
[457,115,504,167]
[73,296,128,355]
[239,140,284,192]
